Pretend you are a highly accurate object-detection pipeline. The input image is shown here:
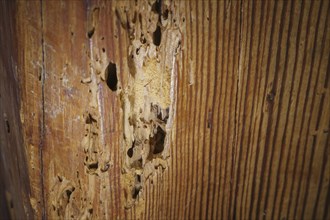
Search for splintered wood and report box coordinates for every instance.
[116,0,181,209]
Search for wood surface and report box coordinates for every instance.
[0,1,34,219]
[1,0,329,219]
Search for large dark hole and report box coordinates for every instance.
[163,9,169,20]
[105,62,118,91]
[153,25,162,46]
[127,140,135,158]
[152,0,162,15]
[150,126,166,154]
[88,162,99,170]
[132,186,141,199]
[127,148,133,158]
[136,174,141,183]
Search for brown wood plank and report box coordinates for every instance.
[8,0,329,219]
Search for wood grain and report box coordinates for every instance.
[9,0,330,219]
[0,1,34,219]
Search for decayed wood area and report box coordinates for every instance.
[0,0,329,219]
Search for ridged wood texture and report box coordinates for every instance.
[17,0,329,219]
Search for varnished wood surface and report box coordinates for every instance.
[10,0,330,219]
